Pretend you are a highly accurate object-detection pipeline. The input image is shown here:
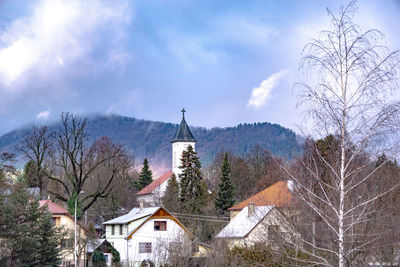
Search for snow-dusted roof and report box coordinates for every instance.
[87,239,105,253]
[216,206,274,238]
[102,207,159,225]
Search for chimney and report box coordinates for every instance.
[248,202,255,217]
[140,201,144,212]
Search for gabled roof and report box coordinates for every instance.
[39,199,68,214]
[137,171,173,195]
[103,207,159,225]
[39,199,90,234]
[103,206,195,240]
[229,180,297,211]
[170,116,196,143]
[216,206,274,238]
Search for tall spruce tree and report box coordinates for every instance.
[0,183,63,266]
[215,152,235,214]
[161,173,180,212]
[178,145,208,214]
[134,158,153,190]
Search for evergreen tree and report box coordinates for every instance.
[178,145,208,214]
[0,182,63,266]
[134,158,153,190]
[215,152,235,214]
[161,173,179,212]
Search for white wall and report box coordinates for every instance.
[127,218,189,263]
[105,224,129,260]
[172,142,196,177]
[105,218,191,264]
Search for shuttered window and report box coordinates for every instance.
[139,242,152,253]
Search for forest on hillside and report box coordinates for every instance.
[0,114,301,169]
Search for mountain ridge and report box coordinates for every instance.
[0,114,301,170]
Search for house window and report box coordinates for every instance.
[51,217,60,226]
[139,242,152,253]
[119,225,123,235]
[268,225,280,242]
[61,239,73,249]
[154,221,167,231]
[104,255,108,262]
[111,225,115,235]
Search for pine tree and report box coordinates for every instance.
[161,173,179,212]
[215,152,235,214]
[134,158,153,190]
[0,182,63,266]
[178,145,208,214]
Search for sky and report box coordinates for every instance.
[0,0,399,135]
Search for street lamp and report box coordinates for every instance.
[74,191,84,267]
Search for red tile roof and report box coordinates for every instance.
[39,199,68,214]
[137,170,174,195]
[229,180,297,211]
[39,199,90,234]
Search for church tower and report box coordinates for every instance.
[171,108,197,176]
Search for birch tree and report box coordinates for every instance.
[285,2,400,266]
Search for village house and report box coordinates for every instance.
[228,180,298,220]
[39,199,90,267]
[136,108,197,205]
[102,205,195,266]
[216,180,300,249]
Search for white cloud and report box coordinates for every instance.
[247,70,288,109]
[0,0,132,86]
[36,109,50,120]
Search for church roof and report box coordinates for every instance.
[171,109,196,143]
[136,170,174,195]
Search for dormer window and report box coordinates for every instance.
[154,221,167,231]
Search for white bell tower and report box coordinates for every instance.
[171,108,197,176]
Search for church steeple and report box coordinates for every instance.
[171,108,196,143]
[171,108,197,175]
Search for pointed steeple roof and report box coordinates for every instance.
[171,108,197,143]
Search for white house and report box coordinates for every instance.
[136,108,197,205]
[216,203,298,249]
[102,205,194,266]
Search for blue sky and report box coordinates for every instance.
[0,0,399,135]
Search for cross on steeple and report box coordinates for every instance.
[181,108,186,119]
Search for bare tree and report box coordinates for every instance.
[18,126,52,199]
[282,2,400,266]
[20,113,134,215]
[47,113,133,213]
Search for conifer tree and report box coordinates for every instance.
[134,158,153,190]
[0,183,63,266]
[215,152,235,214]
[178,145,208,214]
[161,173,179,212]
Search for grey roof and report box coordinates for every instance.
[87,239,105,253]
[171,117,196,143]
[216,206,274,238]
[102,207,159,225]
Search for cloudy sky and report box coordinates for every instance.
[0,0,399,135]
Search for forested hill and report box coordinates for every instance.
[0,115,301,169]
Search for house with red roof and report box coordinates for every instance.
[39,199,90,267]
[216,181,300,249]
[136,109,197,206]
[228,180,298,220]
